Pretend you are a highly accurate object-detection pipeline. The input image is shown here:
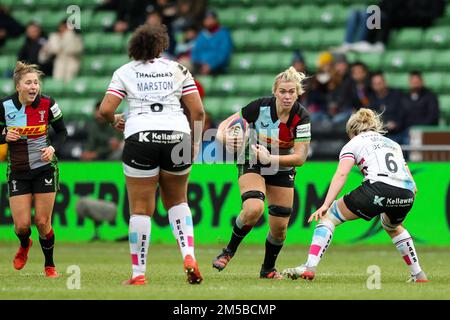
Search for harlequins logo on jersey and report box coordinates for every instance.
[39,110,46,122]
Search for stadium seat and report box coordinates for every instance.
[1,36,24,55]
[314,5,348,27]
[423,27,450,48]
[105,55,130,73]
[229,53,256,73]
[212,75,239,96]
[0,79,14,96]
[441,74,450,93]
[203,97,224,119]
[259,6,290,27]
[98,33,127,53]
[297,29,322,50]
[285,5,316,27]
[0,55,14,76]
[239,7,266,29]
[439,95,450,123]
[43,78,66,98]
[355,52,383,70]
[320,28,346,48]
[231,29,251,51]
[407,50,435,70]
[81,55,108,75]
[389,28,424,49]
[90,11,116,30]
[423,73,444,94]
[254,52,286,73]
[83,33,100,53]
[196,76,215,95]
[224,97,252,115]
[384,73,409,90]
[236,75,264,95]
[432,50,450,70]
[272,28,302,50]
[382,51,410,71]
[247,29,277,50]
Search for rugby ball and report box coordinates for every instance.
[226,116,248,153]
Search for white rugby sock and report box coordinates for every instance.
[306,219,335,267]
[392,229,422,275]
[128,214,151,278]
[168,203,195,260]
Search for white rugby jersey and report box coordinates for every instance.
[107,58,198,138]
[339,131,416,191]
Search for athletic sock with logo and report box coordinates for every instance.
[39,229,55,267]
[168,203,195,260]
[128,214,151,278]
[227,216,252,254]
[392,229,422,275]
[306,219,335,267]
[16,228,31,249]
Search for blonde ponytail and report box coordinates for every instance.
[346,108,386,137]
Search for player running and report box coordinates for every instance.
[212,67,311,279]
[0,61,67,277]
[282,108,428,283]
[99,24,205,285]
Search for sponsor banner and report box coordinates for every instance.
[0,163,449,244]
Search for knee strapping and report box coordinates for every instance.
[328,201,346,226]
[241,190,265,203]
[268,205,292,218]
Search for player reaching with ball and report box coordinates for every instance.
[282,108,428,283]
[212,67,311,279]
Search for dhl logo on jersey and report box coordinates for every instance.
[8,125,47,136]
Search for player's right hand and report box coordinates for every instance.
[225,128,244,152]
[5,128,21,142]
[308,205,329,223]
[111,113,125,132]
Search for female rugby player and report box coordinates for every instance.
[212,67,311,279]
[282,108,428,283]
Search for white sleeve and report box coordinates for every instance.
[339,139,357,163]
[106,70,127,100]
[180,68,198,96]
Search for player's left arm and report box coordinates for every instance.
[257,141,309,167]
[44,100,68,161]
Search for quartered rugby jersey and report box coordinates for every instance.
[0,93,62,172]
[240,96,311,171]
[339,131,416,192]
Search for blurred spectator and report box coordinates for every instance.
[333,53,350,82]
[335,9,369,53]
[39,19,83,82]
[96,0,152,33]
[175,25,198,71]
[0,5,25,48]
[173,0,207,32]
[368,72,406,144]
[18,22,52,76]
[402,71,440,129]
[80,102,123,161]
[145,9,176,56]
[306,52,341,122]
[291,50,307,74]
[191,10,233,75]
[338,61,372,122]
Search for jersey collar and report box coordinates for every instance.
[270,96,300,127]
[11,92,41,110]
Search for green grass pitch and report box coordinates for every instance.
[0,242,449,300]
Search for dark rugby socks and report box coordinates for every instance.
[16,229,31,249]
[39,229,55,267]
[262,233,284,270]
[227,217,253,253]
